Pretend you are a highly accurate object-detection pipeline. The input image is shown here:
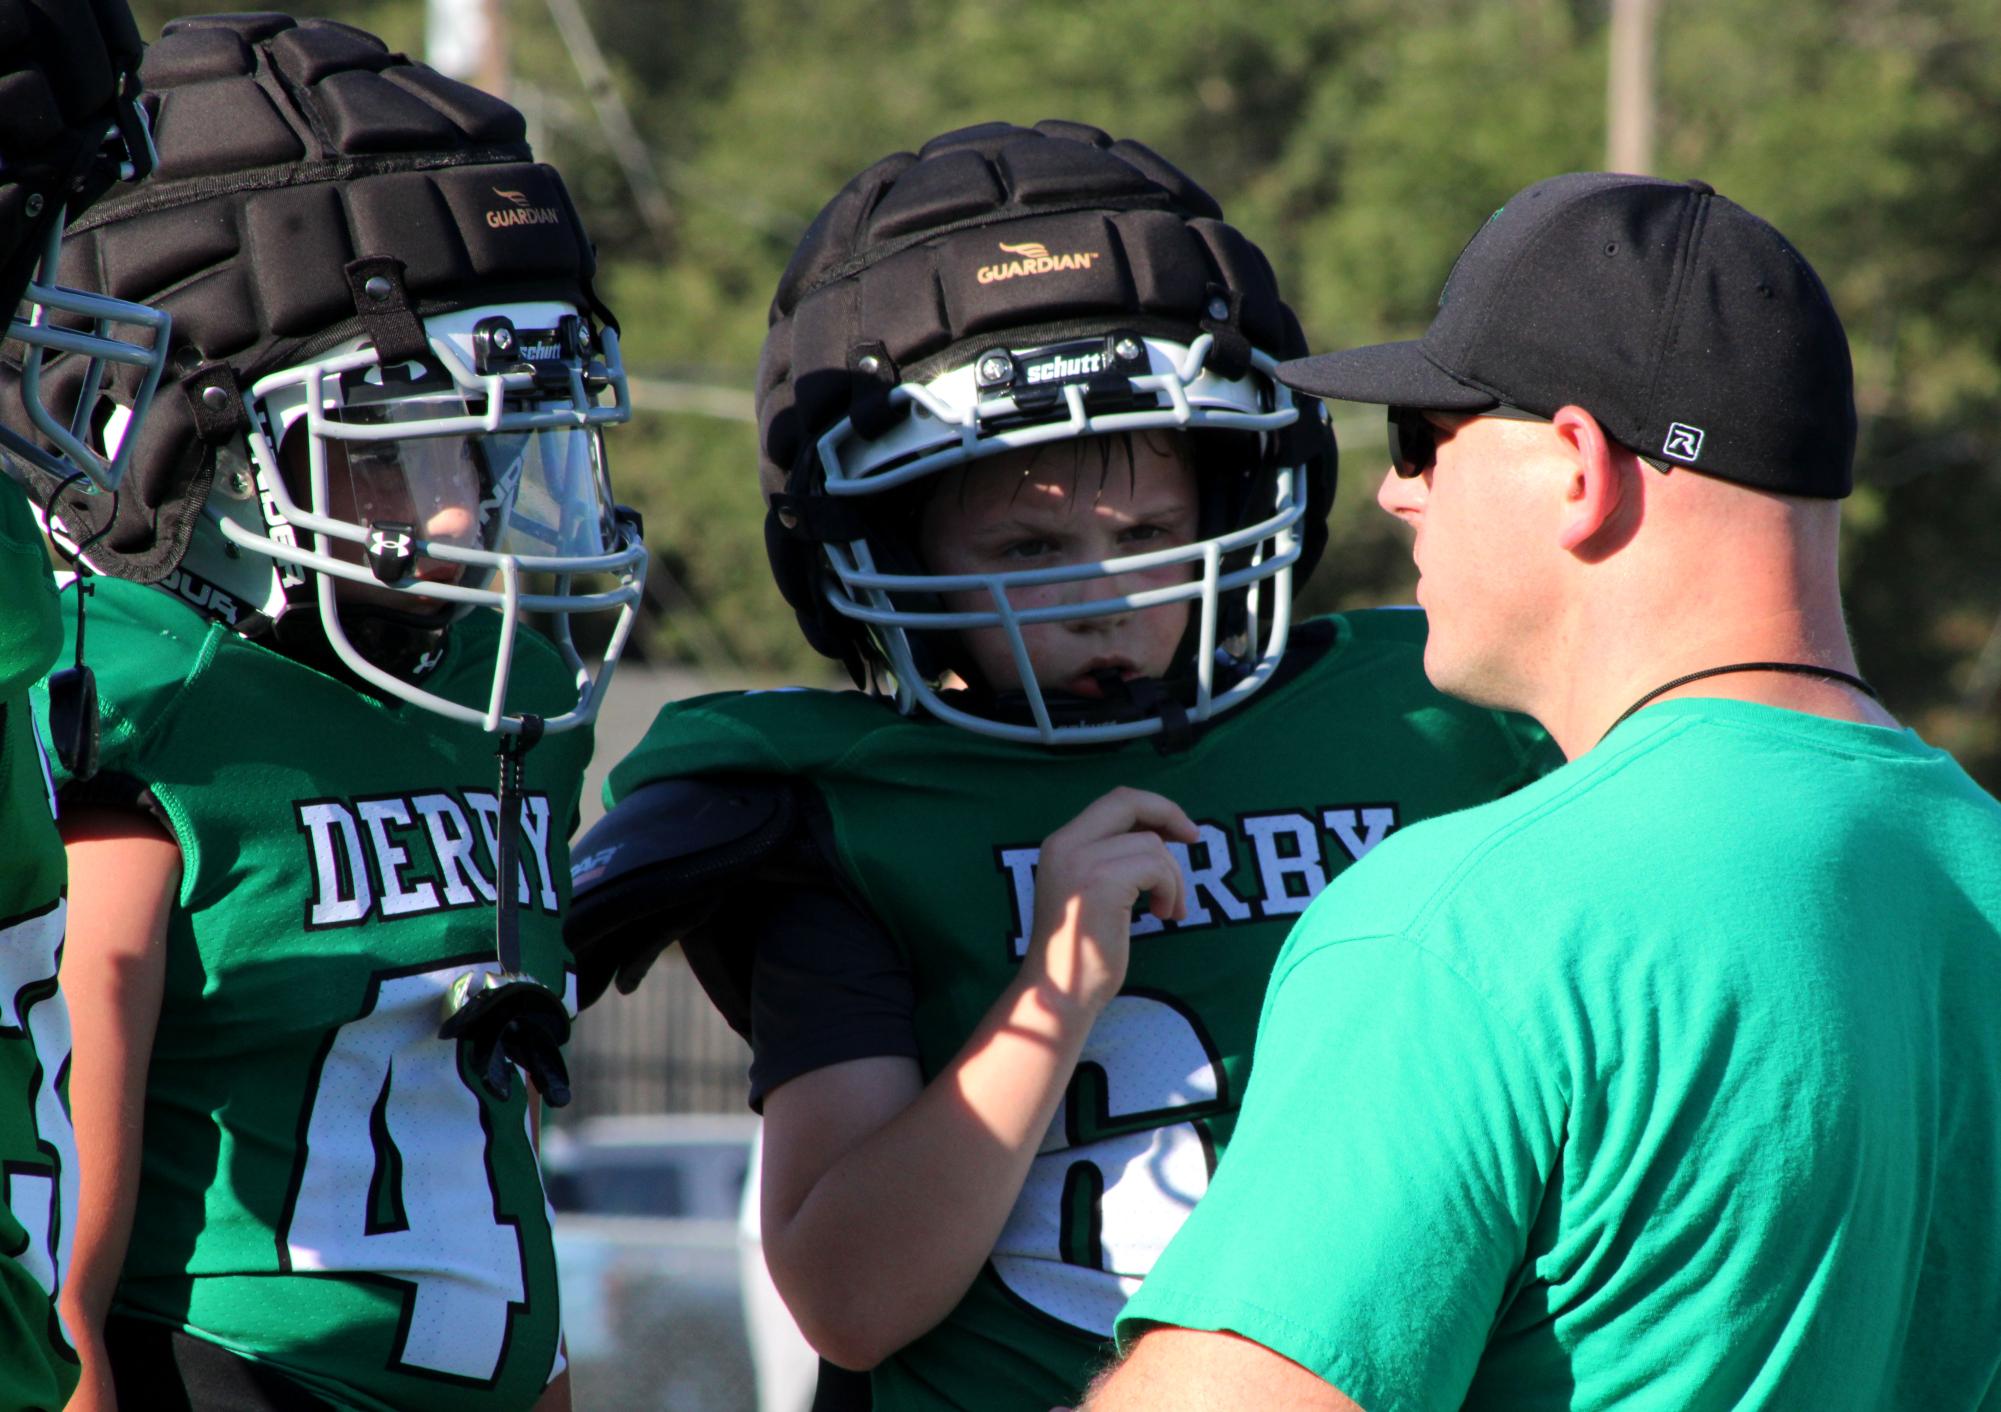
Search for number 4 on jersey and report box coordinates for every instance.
[279,963,529,1383]
[1,899,76,1308]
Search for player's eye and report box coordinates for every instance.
[999,537,1056,560]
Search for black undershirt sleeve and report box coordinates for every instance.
[55,768,173,835]
[731,878,919,1112]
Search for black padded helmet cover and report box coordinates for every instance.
[0,12,613,582]
[0,0,146,308]
[757,120,1335,678]
[0,0,147,313]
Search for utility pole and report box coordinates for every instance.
[1607,0,1661,174]
[427,0,509,98]
[542,0,675,244]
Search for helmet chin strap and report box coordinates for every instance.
[267,607,443,692]
[970,663,1210,754]
[438,712,576,1109]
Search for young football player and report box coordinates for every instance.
[0,3,164,1407]
[2,16,645,1411]
[567,121,1559,1412]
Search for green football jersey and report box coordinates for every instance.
[607,611,1557,1412]
[37,576,591,1412]
[0,478,79,1412]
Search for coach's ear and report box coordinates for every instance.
[1551,404,1640,561]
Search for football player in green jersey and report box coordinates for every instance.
[0,4,166,1407]
[0,16,645,1412]
[568,122,1558,1412]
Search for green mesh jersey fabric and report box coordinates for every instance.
[37,576,593,1412]
[608,610,1559,1412]
[0,478,79,1412]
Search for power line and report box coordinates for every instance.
[624,376,755,423]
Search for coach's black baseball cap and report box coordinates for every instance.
[1278,172,1857,497]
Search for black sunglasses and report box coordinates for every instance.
[1388,404,1673,478]
[1387,404,1551,478]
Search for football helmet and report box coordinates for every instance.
[760,121,1335,745]
[165,300,643,731]
[5,14,644,736]
[0,0,171,494]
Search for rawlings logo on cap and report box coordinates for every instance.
[977,239,1100,285]
[485,186,562,229]
[1663,422,1706,463]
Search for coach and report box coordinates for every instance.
[1082,173,2001,1410]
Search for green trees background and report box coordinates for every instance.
[136,1,2001,784]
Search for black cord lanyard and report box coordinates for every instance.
[437,711,575,1109]
[1604,661,1879,742]
[39,471,118,780]
[492,714,545,975]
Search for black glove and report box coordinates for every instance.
[438,970,574,1108]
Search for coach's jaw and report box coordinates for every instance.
[1374,408,1589,719]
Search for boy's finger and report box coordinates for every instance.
[1059,786,1197,847]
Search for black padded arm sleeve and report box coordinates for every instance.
[566,771,922,1109]
[734,878,918,1112]
[566,774,800,1018]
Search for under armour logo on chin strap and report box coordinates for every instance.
[366,521,417,584]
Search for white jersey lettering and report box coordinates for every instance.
[358,798,439,917]
[412,792,494,906]
[298,790,557,926]
[1241,812,1328,917]
[1325,804,1400,861]
[1000,847,1042,960]
[998,807,1377,944]
[518,794,558,913]
[299,802,373,926]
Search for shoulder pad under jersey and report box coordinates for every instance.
[605,687,902,811]
[565,774,800,1023]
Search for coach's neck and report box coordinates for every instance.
[1530,412,1897,758]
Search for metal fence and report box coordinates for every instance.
[566,952,750,1118]
[561,663,822,1123]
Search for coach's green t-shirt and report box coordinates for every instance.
[1119,699,2001,1411]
